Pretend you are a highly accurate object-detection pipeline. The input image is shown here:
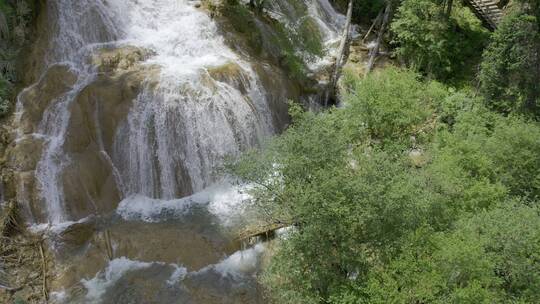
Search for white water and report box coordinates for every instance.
[107,0,276,198]
[77,245,264,303]
[81,257,164,302]
[116,182,251,225]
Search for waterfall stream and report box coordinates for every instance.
[10,0,344,302]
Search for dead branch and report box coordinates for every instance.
[362,7,384,43]
[327,0,354,104]
[366,1,391,74]
[38,241,48,303]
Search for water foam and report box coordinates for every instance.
[116,182,251,225]
[81,257,188,302]
[82,257,155,302]
[197,243,266,278]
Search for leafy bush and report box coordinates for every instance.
[343,68,445,150]
[479,11,540,118]
[365,202,540,303]
[0,0,37,118]
[228,67,540,303]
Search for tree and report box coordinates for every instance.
[479,11,540,118]
[365,202,540,303]
[391,0,489,82]
[228,68,540,303]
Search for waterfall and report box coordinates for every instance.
[15,0,277,223]
[12,0,343,225]
[7,0,345,301]
[107,0,275,198]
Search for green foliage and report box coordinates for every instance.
[219,0,324,84]
[479,11,540,118]
[228,67,540,303]
[365,202,540,303]
[391,0,489,82]
[0,0,37,117]
[330,0,385,24]
[0,76,11,116]
[343,68,444,150]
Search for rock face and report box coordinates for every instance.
[17,64,78,134]
[7,46,161,223]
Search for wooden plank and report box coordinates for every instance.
[236,222,291,243]
[464,0,502,30]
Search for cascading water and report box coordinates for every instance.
[9,0,344,302]
[107,0,275,199]
[18,0,276,224]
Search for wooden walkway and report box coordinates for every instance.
[464,0,503,30]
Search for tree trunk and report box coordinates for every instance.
[362,8,383,43]
[366,1,391,74]
[327,0,354,105]
[446,0,453,19]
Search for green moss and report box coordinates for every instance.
[221,4,265,53]
[219,2,312,83]
[296,17,324,57]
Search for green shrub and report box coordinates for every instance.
[343,68,445,150]
[479,12,540,118]
[228,67,540,303]
[0,0,38,118]
[365,202,540,303]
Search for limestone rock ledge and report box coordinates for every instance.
[5,46,161,223]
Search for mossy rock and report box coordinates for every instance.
[207,61,249,94]
[92,46,155,73]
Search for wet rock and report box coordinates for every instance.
[92,46,156,73]
[58,63,160,219]
[65,63,159,153]
[207,62,250,94]
[7,135,44,171]
[8,43,161,222]
[57,217,97,247]
[17,64,77,134]
[59,152,123,220]
[14,171,46,222]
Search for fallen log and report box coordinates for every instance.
[362,7,383,43]
[236,222,291,244]
[366,1,391,74]
[327,0,354,105]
